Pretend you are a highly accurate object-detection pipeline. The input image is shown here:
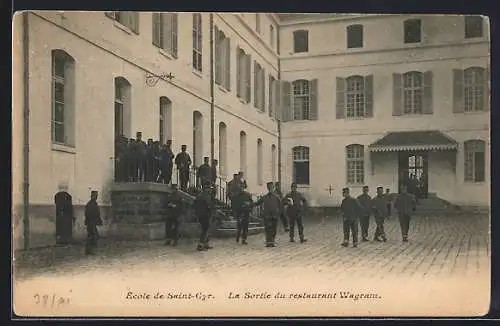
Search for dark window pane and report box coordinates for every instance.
[293,161,310,185]
[347,25,363,48]
[115,102,124,137]
[293,30,309,53]
[53,56,65,78]
[53,122,65,143]
[465,16,483,38]
[54,102,65,123]
[474,152,485,182]
[404,19,421,43]
[54,81,65,103]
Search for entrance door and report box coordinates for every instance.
[398,152,428,198]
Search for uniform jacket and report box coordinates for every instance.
[255,192,281,217]
[340,196,362,220]
[227,179,242,200]
[84,200,102,226]
[356,193,372,216]
[284,191,307,216]
[395,192,416,215]
[210,166,217,183]
[197,164,211,182]
[194,190,215,219]
[371,195,389,217]
[166,191,185,218]
[175,152,192,170]
[159,148,174,168]
[232,190,254,215]
[135,140,148,159]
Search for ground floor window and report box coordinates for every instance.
[464,140,486,182]
[346,144,364,184]
[292,146,310,185]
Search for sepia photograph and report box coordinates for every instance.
[12,11,491,317]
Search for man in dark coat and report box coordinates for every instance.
[164,184,185,246]
[175,145,192,191]
[232,187,253,244]
[395,184,417,242]
[135,132,148,182]
[127,138,136,181]
[371,186,388,242]
[284,183,308,243]
[340,187,361,248]
[357,185,372,242]
[194,181,216,251]
[159,141,174,184]
[274,182,289,233]
[84,190,103,255]
[238,171,248,189]
[197,157,211,188]
[54,183,74,245]
[254,182,281,247]
[146,139,155,182]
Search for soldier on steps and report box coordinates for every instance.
[194,181,216,251]
[233,187,253,244]
[254,182,281,247]
[164,184,185,246]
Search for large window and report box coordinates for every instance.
[114,77,131,139]
[152,13,178,57]
[464,67,486,112]
[292,80,310,120]
[403,71,423,114]
[292,146,310,185]
[404,19,421,44]
[346,76,365,117]
[464,140,486,182]
[236,47,251,103]
[105,12,139,34]
[159,97,172,144]
[254,62,265,112]
[293,30,309,53]
[346,144,364,185]
[465,15,484,38]
[215,26,231,90]
[192,13,203,72]
[347,24,363,49]
[51,50,75,146]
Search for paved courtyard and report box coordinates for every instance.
[14,213,491,317]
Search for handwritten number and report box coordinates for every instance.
[33,294,40,305]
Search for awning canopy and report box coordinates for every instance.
[369,131,458,152]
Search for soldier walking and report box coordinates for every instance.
[194,181,216,251]
[233,187,253,244]
[371,186,388,242]
[84,190,103,255]
[254,182,281,247]
[340,187,361,248]
[175,145,192,191]
[284,183,308,243]
[357,186,372,242]
[274,182,289,233]
[164,184,185,246]
[395,184,417,242]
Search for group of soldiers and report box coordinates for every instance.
[115,132,221,191]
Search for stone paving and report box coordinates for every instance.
[13,213,491,317]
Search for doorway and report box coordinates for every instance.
[398,152,428,198]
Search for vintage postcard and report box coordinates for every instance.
[12,11,491,317]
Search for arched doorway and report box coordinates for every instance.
[192,111,204,168]
[240,131,247,177]
[218,122,227,178]
[159,97,172,145]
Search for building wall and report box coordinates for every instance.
[14,12,280,248]
[279,14,490,207]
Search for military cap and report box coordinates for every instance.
[91,190,98,195]
[377,186,383,190]
[342,187,349,192]
[266,182,274,187]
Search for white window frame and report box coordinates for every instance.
[402,71,423,115]
[464,67,485,112]
[346,144,364,185]
[464,140,486,182]
[192,13,203,72]
[292,80,310,120]
[345,76,365,118]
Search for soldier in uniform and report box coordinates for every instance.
[233,187,253,244]
[135,132,148,182]
[238,171,248,189]
[54,182,74,245]
[340,187,361,248]
[175,145,192,191]
[127,138,136,181]
[274,182,289,232]
[394,184,417,242]
[159,140,174,184]
[284,183,308,243]
[227,174,241,217]
[84,190,103,255]
[146,139,155,182]
[197,157,211,188]
[194,181,216,251]
[371,186,388,242]
[164,184,185,246]
[357,185,372,242]
[254,182,281,247]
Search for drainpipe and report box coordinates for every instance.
[22,11,30,250]
[277,22,282,186]
[209,13,215,177]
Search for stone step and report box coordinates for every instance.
[214,226,265,237]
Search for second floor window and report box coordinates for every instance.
[52,50,75,146]
[281,79,318,121]
[293,30,309,53]
[403,72,423,114]
[152,13,178,58]
[253,62,265,112]
[347,24,364,49]
[453,66,489,113]
[236,47,251,103]
[215,26,231,90]
[105,12,140,34]
[336,75,373,119]
[404,19,421,44]
[192,13,203,72]
[293,80,310,120]
[465,15,484,38]
[393,71,433,116]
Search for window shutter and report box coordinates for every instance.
[392,73,402,116]
[484,64,490,111]
[268,76,274,117]
[152,13,161,47]
[132,12,139,34]
[364,74,374,118]
[282,81,292,122]
[172,13,178,57]
[163,14,173,53]
[336,77,345,119]
[261,68,266,112]
[225,38,231,90]
[452,69,464,113]
[245,54,252,103]
[275,80,281,120]
[309,79,318,120]
[236,47,242,97]
[253,62,258,108]
[214,27,221,85]
[105,12,116,19]
[422,71,433,114]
